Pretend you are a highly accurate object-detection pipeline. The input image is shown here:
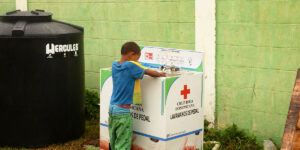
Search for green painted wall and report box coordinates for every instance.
[26,0,300,146]
[28,0,195,91]
[216,0,300,146]
[0,0,15,14]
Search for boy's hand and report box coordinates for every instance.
[146,69,166,77]
[159,72,167,77]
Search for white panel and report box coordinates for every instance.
[139,46,204,72]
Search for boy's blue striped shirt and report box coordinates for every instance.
[109,104,130,116]
[110,61,147,105]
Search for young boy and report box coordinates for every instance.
[109,41,166,150]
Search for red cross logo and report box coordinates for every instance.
[181,85,190,99]
[146,52,153,60]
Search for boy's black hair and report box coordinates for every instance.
[121,41,141,55]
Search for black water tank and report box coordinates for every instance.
[0,10,85,147]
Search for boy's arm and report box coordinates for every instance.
[146,69,166,77]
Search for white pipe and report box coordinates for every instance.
[204,141,220,150]
[195,0,216,124]
[16,0,27,11]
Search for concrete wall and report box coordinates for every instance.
[28,0,195,91]
[216,0,300,145]
[23,0,300,146]
[0,0,15,14]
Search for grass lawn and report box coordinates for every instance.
[1,119,99,150]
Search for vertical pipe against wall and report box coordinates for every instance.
[16,0,27,11]
[195,0,216,125]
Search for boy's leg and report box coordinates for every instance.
[115,114,133,150]
[108,115,116,150]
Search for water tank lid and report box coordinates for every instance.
[0,10,52,22]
